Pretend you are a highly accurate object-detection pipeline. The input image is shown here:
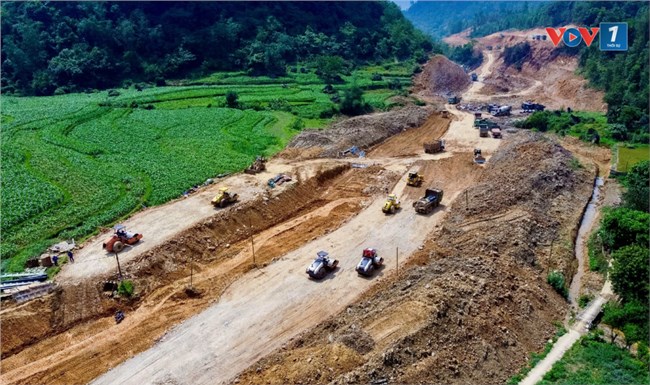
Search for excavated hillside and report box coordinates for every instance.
[413,55,471,98]
[234,132,596,385]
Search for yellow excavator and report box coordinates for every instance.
[211,187,239,208]
[382,194,401,214]
[407,172,423,187]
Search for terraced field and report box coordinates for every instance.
[1,63,413,271]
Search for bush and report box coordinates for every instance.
[225,91,239,108]
[371,73,383,81]
[117,280,134,297]
[339,85,371,116]
[107,89,121,97]
[290,118,305,131]
[547,270,568,298]
[503,42,531,70]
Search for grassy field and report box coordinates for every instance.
[539,336,649,385]
[617,145,649,172]
[1,63,413,272]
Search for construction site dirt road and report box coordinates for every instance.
[1,27,609,385]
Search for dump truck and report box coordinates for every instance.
[211,187,238,208]
[474,148,486,164]
[355,248,383,276]
[382,194,401,214]
[521,101,546,113]
[447,96,460,104]
[306,251,338,279]
[103,224,142,253]
[423,139,445,154]
[479,125,490,137]
[491,128,502,138]
[470,73,478,81]
[407,172,424,187]
[413,188,443,214]
[244,156,266,174]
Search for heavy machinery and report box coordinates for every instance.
[244,156,266,174]
[521,101,546,113]
[356,248,384,276]
[479,125,490,137]
[268,174,291,188]
[407,172,424,187]
[103,224,142,253]
[413,188,444,214]
[447,96,460,104]
[423,139,445,154]
[474,148,486,164]
[306,251,339,279]
[382,194,401,214]
[491,128,502,138]
[491,105,512,117]
[211,187,239,208]
[470,73,478,81]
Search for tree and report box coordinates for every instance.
[610,245,650,304]
[314,55,346,84]
[623,160,649,213]
[339,85,370,116]
[225,91,238,108]
[599,207,650,251]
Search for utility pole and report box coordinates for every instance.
[465,190,469,209]
[114,251,123,280]
[189,255,193,289]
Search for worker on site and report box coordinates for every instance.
[52,255,59,266]
[67,250,74,263]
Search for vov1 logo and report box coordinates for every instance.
[546,23,628,51]
[545,27,599,47]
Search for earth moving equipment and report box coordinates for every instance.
[356,248,384,276]
[306,251,339,279]
[447,96,460,104]
[423,139,445,154]
[521,101,546,113]
[115,310,125,324]
[479,125,490,137]
[470,73,478,81]
[474,148,486,164]
[244,156,266,174]
[413,188,443,214]
[491,128,502,138]
[268,174,291,188]
[491,105,512,117]
[474,112,482,119]
[103,224,142,253]
[407,172,424,187]
[382,194,401,214]
[474,118,499,129]
[211,187,239,208]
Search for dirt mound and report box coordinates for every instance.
[287,106,432,157]
[234,132,597,385]
[414,55,471,97]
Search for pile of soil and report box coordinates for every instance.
[234,132,596,385]
[287,106,432,158]
[414,55,471,97]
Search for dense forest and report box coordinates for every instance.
[406,1,649,143]
[1,1,433,95]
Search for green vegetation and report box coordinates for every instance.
[507,325,568,384]
[445,43,483,69]
[1,63,412,272]
[547,270,568,299]
[516,111,615,145]
[1,2,433,96]
[503,42,531,71]
[594,162,650,346]
[118,280,134,298]
[539,335,649,385]
[587,232,608,273]
[618,146,650,173]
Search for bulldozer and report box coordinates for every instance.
[103,224,142,253]
[473,148,486,164]
[407,172,424,187]
[244,156,266,175]
[211,187,239,208]
[382,194,401,214]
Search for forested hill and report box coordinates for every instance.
[1,1,432,96]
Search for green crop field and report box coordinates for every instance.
[1,64,413,272]
[617,145,649,173]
